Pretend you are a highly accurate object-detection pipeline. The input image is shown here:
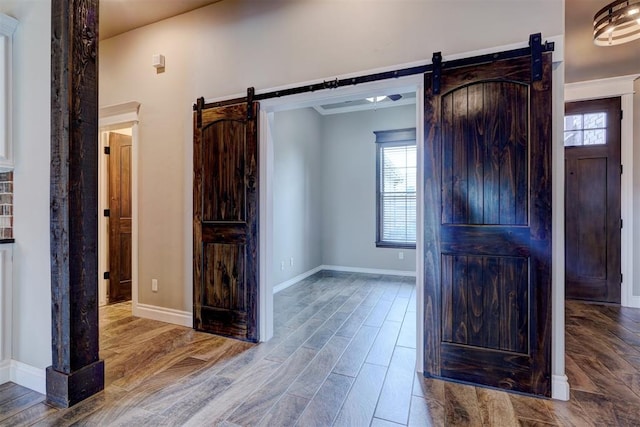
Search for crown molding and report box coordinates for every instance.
[0,14,18,37]
[99,101,141,128]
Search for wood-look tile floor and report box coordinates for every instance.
[2,271,640,426]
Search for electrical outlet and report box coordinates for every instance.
[398,252,404,260]
[152,279,158,292]
[280,261,285,271]
[290,257,294,267]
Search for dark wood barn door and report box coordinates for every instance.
[193,102,259,342]
[108,132,132,304]
[423,54,552,396]
[565,97,621,303]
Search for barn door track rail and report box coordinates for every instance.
[193,32,554,117]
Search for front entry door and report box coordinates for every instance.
[423,54,552,396]
[565,97,621,303]
[108,132,132,303]
[193,101,259,342]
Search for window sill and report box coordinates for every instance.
[376,241,416,249]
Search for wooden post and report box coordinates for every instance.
[47,0,104,408]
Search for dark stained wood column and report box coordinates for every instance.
[47,0,104,408]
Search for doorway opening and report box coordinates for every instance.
[98,102,141,310]
[564,97,622,304]
[256,76,425,370]
[268,93,419,355]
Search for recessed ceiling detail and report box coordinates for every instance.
[314,92,416,115]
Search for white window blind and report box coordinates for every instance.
[375,128,416,248]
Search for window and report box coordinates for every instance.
[564,112,607,146]
[375,128,416,248]
[0,13,18,169]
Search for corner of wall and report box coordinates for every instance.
[0,360,46,394]
[10,360,46,394]
[0,359,10,384]
[132,303,192,327]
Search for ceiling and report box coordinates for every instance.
[99,0,640,83]
[99,0,220,40]
[314,92,416,115]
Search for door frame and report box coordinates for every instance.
[565,75,639,308]
[258,76,425,370]
[98,102,141,308]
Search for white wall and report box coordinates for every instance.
[0,0,51,370]
[100,0,563,313]
[101,21,192,311]
[272,108,324,284]
[322,105,417,272]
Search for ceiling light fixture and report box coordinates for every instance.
[366,96,387,103]
[594,0,640,46]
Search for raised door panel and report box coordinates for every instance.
[441,82,528,226]
[203,243,246,311]
[202,120,246,222]
[575,157,607,280]
[441,255,528,354]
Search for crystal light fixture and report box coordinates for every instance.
[593,0,640,46]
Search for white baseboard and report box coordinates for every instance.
[0,360,10,385]
[0,360,46,394]
[552,374,570,401]
[273,266,324,294]
[321,264,416,277]
[133,303,192,327]
[273,265,416,294]
[624,294,640,308]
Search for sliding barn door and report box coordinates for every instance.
[423,55,552,396]
[193,101,259,342]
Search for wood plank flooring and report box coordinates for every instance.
[1,271,640,426]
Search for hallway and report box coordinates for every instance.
[0,271,639,425]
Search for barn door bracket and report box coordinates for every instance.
[529,32,543,82]
[247,87,255,120]
[323,78,339,90]
[432,51,442,95]
[196,97,204,128]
